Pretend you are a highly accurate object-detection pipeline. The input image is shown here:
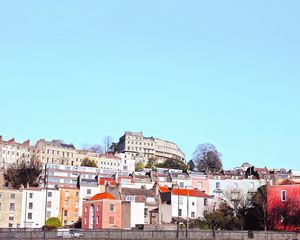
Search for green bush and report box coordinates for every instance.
[45,217,61,228]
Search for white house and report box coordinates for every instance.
[21,188,46,228]
[171,189,213,220]
[122,201,145,228]
[20,188,61,228]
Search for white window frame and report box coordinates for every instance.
[281,190,287,201]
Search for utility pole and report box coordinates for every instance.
[212,202,216,240]
[173,183,180,239]
[186,189,189,238]
[43,163,48,239]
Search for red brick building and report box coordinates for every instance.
[267,179,300,231]
[82,192,122,229]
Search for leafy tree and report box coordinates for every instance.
[146,159,154,169]
[268,199,300,230]
[192,143,222,173]
[108,142,119,154]
[135,162,145,171]
[243,185,268,230]
[187,160,196,171]
[81,157,97,168]
[46,217,61,228]
[203,202,245,230]
[155,158,187,171]
[4,158,42,189]
[74,217,82,228]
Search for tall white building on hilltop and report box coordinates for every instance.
[117,131,185,164]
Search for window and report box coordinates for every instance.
[47,201,52,208]
[85,206,88,213]
[64,191,70,197]
[84,218,87,225]
[144,208,148,217]
[9,216,14,221]
[216,182,221,189]
[192,202,195,206]
[204,198,208,206]
[10,203,15,211]
[281,190,287,201]
[29,202,33,209]
[47,211,51,218]
[76,192,79,197]
[48,192,52,198]
[197,182,203,189]
[28,213,32,219]
[125,195,135,202]
[109,216,114,225]
[75,210,79,217]
[110,204,115,212]
[64,210,68,217]
[178,209,182,217]
[191,212,195,218]
[179,182,184,188]
[10,193,15,199]
[87,189,91,195]
[29,193,33,198]
[8,223,13,228]
[0,192,2,198]
[96,216,99,224]
[250,182,254,189]
[179,197,183,205]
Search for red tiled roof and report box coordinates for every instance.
[99,154,120,160]
[89,192,116,201]
[159,186,171,193]
[99,177,116,186]
[172,189,211,198]
[279,179,300,185]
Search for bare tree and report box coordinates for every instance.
[82,144,104,154]
[192,143,223,173]
[103,136,113,153]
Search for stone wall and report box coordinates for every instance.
[0,229,299,240]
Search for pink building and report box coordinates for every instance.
[188,171,209,193]
[82,192,122,229]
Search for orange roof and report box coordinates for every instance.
[89,192,116,201]
[99,177,116,186]
[172,189,211,198]
[159,186,171,193]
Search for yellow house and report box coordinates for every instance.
[0,188,23,228]
[59,187,80,226]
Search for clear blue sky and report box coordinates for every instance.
[1,1,299,170]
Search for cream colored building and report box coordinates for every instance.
[35,139,76,165]
[117,131,185,164]
[0,188,23,228]
[0,136,32,169]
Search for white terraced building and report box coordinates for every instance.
[117,131,185,164]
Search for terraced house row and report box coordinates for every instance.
[1,162,299,229]
[0,131,184,170]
